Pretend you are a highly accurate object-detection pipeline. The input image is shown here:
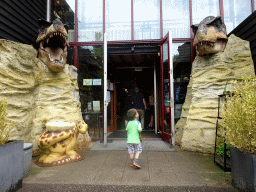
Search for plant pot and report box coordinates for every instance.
[230,147,256,192]
[23,143,33,178]
[0,140,24,192]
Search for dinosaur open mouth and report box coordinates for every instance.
[195,38,227,49]
[195,38,227,56]
[39,32,68,64]
[195,41,215,48]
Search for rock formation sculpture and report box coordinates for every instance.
[0,18,92,158]
[175,16,255,153]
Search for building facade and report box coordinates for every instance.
[1,0,256,145]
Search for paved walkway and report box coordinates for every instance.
[90,140,175,151]
[18,142,238,191]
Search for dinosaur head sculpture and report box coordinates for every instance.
[36,19,69,72]
[191,16,227,56]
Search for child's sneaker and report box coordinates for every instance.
[130,159,134,168]
[133,159,141,169]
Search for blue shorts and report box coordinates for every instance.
[127,143,142,154]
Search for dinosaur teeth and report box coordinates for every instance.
[48,54,54,61]
[40,42,44,49]
[196,41,215,47]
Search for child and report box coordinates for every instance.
[125,108,142,169]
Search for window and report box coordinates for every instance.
[78,46,103,138]
[192,0,220,25]
[134,0,160,40]
[51,0,75,42]
[224,0,251,34]
[163,0,190,38]
[106,0,131,41]
[77,0,103,42]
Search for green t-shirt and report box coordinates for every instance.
[126,120,142,144]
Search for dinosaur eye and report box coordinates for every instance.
[214,20,221,28]
[191,24,199,36]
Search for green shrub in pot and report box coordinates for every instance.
[221,77,256,191]
[221,77,256,154]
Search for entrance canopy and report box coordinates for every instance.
[107,43,160,69]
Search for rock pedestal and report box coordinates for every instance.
[175,34,255,153]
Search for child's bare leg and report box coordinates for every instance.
[130,154,135,160]
[135,153,140,159]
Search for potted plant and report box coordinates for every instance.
[0,99,23,192]
[221,77,256,191]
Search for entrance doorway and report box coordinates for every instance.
[115,67,154,130]
[107,51,161,139]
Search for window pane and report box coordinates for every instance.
[106,0,131,41]
[192,0,219,25]
[51,0,75,42]
[163,0,190,38]
[66,0,75,42]
[134,0,160,40]
[162,42,191,132]
[172,43,191,124]
[162,41,170,134]
[224,0,251,34]
[77,0,103,42]
[78,46,103,139]
[67,46,74,66]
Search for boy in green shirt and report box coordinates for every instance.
[126,108,142,169]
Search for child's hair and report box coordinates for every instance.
[127,108,137,121]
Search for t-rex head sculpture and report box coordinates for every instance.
[36,19,69,72]
[191,16,227,56]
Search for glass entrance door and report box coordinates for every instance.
[161,32,175,145]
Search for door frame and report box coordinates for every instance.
[104,38,177,143]
[160,31,175,145]
[154,62,158,134]
[103,32,108,145]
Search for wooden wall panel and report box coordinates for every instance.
[0,0,47,48]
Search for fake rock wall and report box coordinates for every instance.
[175,34,255,153]
[0,39,91,150]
